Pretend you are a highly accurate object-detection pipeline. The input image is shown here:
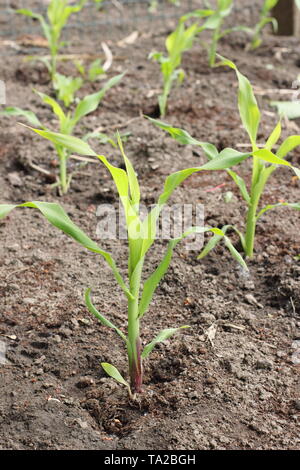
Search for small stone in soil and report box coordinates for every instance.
[294,400,300,411]
[76,377,95,389]
[255,359,273,370]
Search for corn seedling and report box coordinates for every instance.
[0,130,247,398]
[53,60,106,108]
[74,59,106,83]
[149,18,202,117]
[250,0,278,50]
[17,0,87,82]
[53,73,84,108]
[149,0,180,13]
[182,1,250,68]
[0,73,123,194]
[148,58,300,259]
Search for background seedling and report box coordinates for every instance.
[182,1,250,68]
[149,58,300,259]
[0,130,247,399]
[0,74,124,194]
[250,0,279,50]
[149,18,201,117]
[52,59,106,108]
[17,0,87,82]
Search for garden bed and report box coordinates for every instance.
[0,0,299,450]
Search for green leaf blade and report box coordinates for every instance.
[142,326,190,359]
[101,363,130,389]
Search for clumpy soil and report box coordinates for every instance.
[0,0,300,450]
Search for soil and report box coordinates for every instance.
[0,0,300,451]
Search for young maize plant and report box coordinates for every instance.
[0,74,123,194]
[17,0,87,82]
[55,59,107,108]
[250,0,278,50]
[182,0,249,68]
[149,18,201,117]
[148,58,300,259]
[0,131,248,399]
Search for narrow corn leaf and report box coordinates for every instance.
[181,9,214,22]
[277,136,300,159]
[0,204,17,220]
[85,288,128,343]
[0,202,133,300]
[21,127,142,250]
[117,133,140,207]
[140,149,250,257]
[147,117,219,160]
[34,90,66,127]
[142,326,190,359]
[139,227,223,318]
[72,73,124,125]
[200,148,250,170]
[101,363,130,389]
[0,107,42,128]
[198,224,246,262]
[256,202,300,220]
[265,120,281,151]
[227,169,250,203]
[16,9,51,45]
[271,101,300,120]
[23,126,97,156]
[219,57,261,147]
[223,236,248,270]
[253,148,300,178]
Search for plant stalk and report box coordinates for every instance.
[58,147,68,194]
[127,256,144,395]
[209,25,221,67]
[244,156,263,258]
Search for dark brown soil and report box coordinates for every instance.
[0,1,299,450]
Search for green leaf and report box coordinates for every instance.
[141,326,190,359]
[85,288,128,343]
[0,204,17,220]
[200,148,250,170]
[0,202,133,300]
[88,59,105,81]
[265,120,281,151]
[101,363,130,389]
[223,236,248,270]
[34,90,66,128]
[0,107,42,128]
[277,136,300,159]
[219,57,261,148]
[16,9,51,46]
[253,147,300,181]
[72,73,124,125]
[256,202,300,220]
[140,149,250,258]
[24,127,97,156]
[198,224,247,263]
[180,9,214,22]
[117,133,140,207]
[271,101,300,120]
[53,73,83,107]
[147,117,219,160]
[226,169,250,203]
[139,226,221,318]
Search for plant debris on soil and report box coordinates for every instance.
[0,0,299,450]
